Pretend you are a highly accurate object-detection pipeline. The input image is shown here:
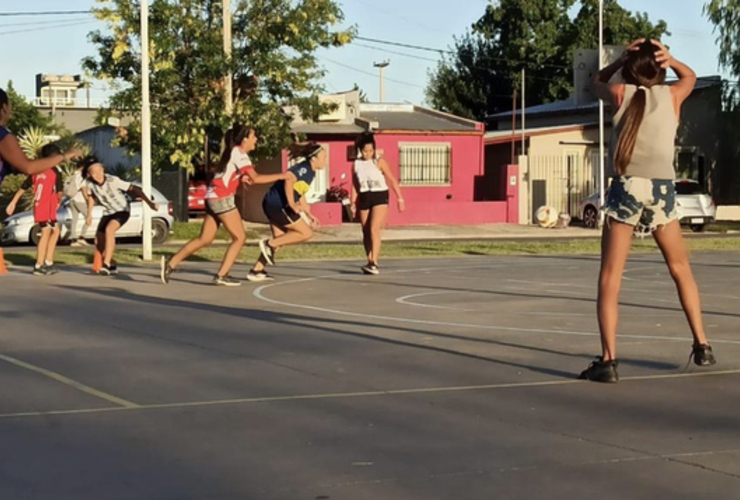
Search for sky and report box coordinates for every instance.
[0,0,729,106]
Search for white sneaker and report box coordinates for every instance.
[246,270,275,282]
[259,238,275,266]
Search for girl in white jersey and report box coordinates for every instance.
[350,132,404,275]
[579,39,715,383]
[160,126,286,286]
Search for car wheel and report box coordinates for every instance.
[30,225,42,246]
[583,206,598,229]
[690,224,706,233]
[151,219,169,245]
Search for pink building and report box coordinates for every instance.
[285,91,518,226]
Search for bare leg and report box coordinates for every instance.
[253,225,284,273]
[45,225,61,263]
[268,219,313,249]
[168,214,219,269]
[103,220,122,266]
[36,227,51,267]
[597,219,635,361]
[216,209,247,278]
[652,221,709,346]
[368,204,388,264]
[360,209,372,263]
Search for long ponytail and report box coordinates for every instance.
[214,125,253,174]
[614,88,647,175]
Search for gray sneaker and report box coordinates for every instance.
[361,263,379,275]
[213,275,241,287]
[44,264,59,275]
[160,256,173,284]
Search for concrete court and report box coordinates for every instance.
[1,252,740,500]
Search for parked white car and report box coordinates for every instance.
[577,179,716,232]
[2,186,174,246]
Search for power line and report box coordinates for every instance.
[0,16,90,28]
[352,42,440,63]
[355,36,450,55]
[355,35,572,70]
[0,10,91,17]
[0,20,95,36]
[320,58,425,89]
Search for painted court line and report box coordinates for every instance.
[0,352,138,408]
[2,368,740,421]
[253,273,740,346]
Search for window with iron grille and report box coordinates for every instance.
[399,143,451,186]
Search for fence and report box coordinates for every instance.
[526,153,603,219]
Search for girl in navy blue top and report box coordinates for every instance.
[247,142,326,282]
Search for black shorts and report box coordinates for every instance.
[97,211,130,234]
[262,201,301,229]
[358,190,389,211]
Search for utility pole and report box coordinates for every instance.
[374,60,389,103]
[141,0,152,260]
[223,0,233,115]
[521,68,526,156]
[598,0,606,224]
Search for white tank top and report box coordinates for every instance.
[354,159,388,193]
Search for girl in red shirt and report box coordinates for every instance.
[161,126,286,286]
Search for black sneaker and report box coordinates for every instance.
[213,275,241,287]
[160,256,173,284]
[44,264,58,275]
[109,263,119,275]
[578,357,619,383]
[99,264,112,276]
[691,344,716,366]
[246,270,275,282]
[33,265,46,276]
[259,238,275,266]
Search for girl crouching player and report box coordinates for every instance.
[247,142,326,281]
[82,158,158,276]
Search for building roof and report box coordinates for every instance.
[292,123,365,135]
[487,76,723,121]
[484,123,600,145]
[358,103,482,133]
[291,98,483,136]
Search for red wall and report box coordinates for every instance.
[294,131,515,226]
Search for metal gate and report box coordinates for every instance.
[526,154,598,218]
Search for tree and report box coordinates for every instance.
[83,0,354,171]
[705,0,740,79]
[5,81,57,134]
[426,0,669,121]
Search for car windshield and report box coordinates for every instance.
[675,181,706,195]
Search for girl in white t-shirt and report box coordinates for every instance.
[350,132,404,275]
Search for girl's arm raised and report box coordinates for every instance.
[652,40,696,111]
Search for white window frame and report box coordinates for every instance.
[398,142,452,187]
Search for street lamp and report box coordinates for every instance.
[374,60,389,103]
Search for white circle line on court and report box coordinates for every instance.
[252,263,740,345]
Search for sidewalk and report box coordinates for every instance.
[236,222,600,244]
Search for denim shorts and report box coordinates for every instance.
[604,176,678,233]
[205,196,237,216]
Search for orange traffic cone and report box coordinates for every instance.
[0,248,7,275]
[92,250,103,273]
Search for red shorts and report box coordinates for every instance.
[34,194,58,226]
